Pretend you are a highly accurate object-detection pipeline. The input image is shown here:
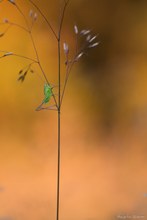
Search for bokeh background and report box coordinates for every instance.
[0,0,147,219]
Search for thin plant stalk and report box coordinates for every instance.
[0,50,37,62]
[56,2,69,219]
[57,39,61,220]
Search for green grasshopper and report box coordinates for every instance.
[36,84,54,111]
[44,83,53,103]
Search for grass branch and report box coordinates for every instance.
[60,60,75,107]
[0,50,38,62]
[15,3,58,108]
[27,0,58,40]
[58,0,70,39]
[9,22,29,32]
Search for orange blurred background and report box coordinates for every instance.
[0,0,147,220]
